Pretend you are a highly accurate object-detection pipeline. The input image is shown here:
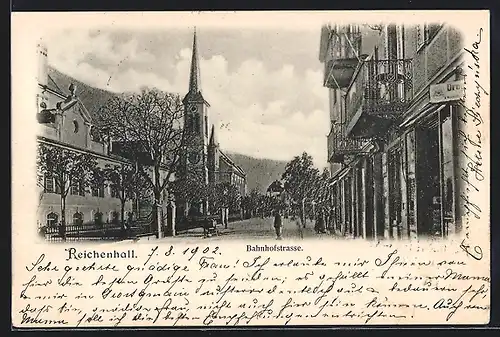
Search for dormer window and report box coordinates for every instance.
[73,120,79,133]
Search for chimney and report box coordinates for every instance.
[37,40,48,86]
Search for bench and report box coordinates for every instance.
[178,215,220,237]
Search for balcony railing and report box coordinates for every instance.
[323,30,362,89]
[345,59,413,124]
[327,123,366,163]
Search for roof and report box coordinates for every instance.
[47,66,118,121]
[219,150,246,177]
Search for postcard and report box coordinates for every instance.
[11,10,490,328]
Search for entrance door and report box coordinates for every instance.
[388,146,403,239]
[441,106,457,236]
[416,117,442,237]
[406,131,418,239]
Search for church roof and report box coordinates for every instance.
[219,150,246,177]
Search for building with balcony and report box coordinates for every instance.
[319,23,465,240]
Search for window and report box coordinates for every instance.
[417,24,443,51]
[204,116,208,137]
[70,179,84,196]
[46,212,58,227]
[73,120,79,133]
[44,173,54,193]
[98,184,105,198]
[94,211,103,226]
[70,180,80,195]
[73,212,83,226]
[110,184,120,198]
[110,211,119,225]
[92,183,105,197]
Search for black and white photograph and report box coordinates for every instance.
[33,19,468,243]
[12,11,490,328]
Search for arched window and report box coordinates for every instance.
[94,211,103,227]
[111,211,119,225]
[73,212,83,226]
[46,212,58,228]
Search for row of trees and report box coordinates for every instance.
[37,87,247,238]
[280,152,332,227]
[171,169,242,215]
[37,143,150,236]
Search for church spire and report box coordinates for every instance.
[188,27,201,94]
[209,124,217,146]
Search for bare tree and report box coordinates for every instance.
[37,143,98,240]
[94,88,192,237]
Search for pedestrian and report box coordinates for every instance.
[315,209,326,234]
[273,208,283,240]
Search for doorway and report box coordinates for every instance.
[388,145,403,239]
[416,118,442,237]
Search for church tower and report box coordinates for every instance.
[207,124,220,184]
[183,28,211,184]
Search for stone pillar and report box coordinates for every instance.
[373,153,384,240]
[220,208,225,227]
[166,201,176,237]
[361,160,367,239]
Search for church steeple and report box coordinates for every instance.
[189,28,201,93]
[209,124,218,146]
[184,27,208,105]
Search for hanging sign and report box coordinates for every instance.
[430,81,465,103]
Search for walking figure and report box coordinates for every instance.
[274,208,283,240]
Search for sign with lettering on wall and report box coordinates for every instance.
[430,81,465,103]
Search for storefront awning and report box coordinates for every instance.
[329,165,351,186]
[400,103,447,129]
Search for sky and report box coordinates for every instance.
[44,27,330,168]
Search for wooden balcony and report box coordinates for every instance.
[323,31,362,90]
[345,58,413,138]
[327,123,366,164]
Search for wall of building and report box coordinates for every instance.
[37,154,134,227]
[322,23,464,241]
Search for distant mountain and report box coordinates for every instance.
[47,66,117,118]
[224,152,288,194]
[47,66,288,194]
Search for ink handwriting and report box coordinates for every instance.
[14,245,490,327]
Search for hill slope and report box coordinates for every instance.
[224,152,288,194]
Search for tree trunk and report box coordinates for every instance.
[153,191,163,239]
[60,195,67,241]
[152,166,163,239]
[120,197,126,238]
[301,198,306,228]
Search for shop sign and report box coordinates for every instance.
[430,81,465,103]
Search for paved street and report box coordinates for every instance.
[128,217,342,244]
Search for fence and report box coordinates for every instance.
[39,211,155,242]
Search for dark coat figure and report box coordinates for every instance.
[274,210,283,239]
[315,210,326,234]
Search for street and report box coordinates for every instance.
[129,217,343,244]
